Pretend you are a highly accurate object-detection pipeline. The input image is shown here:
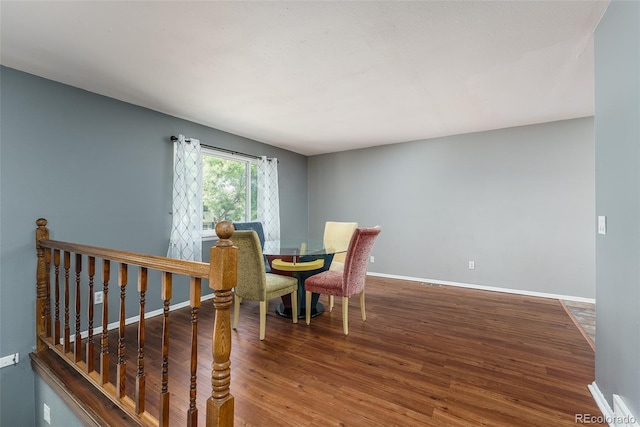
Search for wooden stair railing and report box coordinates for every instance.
[34,218,237,426]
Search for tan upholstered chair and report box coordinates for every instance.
[304,226,381,335]
[323,221,358,272]
[232,230,298,340]
[322,221,358,311]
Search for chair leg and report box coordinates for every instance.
[305,291,312,325]
[342,296,349,335]
[291,289,298,324]
[328,295,334,312]
[360,290,366,321]
[259,301,267,340]
[233,295,241,330]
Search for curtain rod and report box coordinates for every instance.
[170,135,274,161]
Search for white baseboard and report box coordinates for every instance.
[367,272,596,303]
[589,381,615,425]
[613,394,640,427]
[64,292,215,344]
[587,382,639,427]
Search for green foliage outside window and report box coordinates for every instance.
[202,154,257,230]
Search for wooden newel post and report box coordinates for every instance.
[35,218,50,352]
[206,221,237,427]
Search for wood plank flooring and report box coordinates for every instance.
[102,276,604,426]
[561,300,596,350]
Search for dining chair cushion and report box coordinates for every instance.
[265,273,302,299]
[301,270,343,295]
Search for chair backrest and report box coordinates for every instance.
[342,226,382,297]
[231,230,267,301]
[323,221,358,264]
[233,222,266,248]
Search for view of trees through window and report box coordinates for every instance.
[202,153,257,230]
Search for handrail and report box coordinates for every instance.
[38,240,211,278]
[34,218,237,426]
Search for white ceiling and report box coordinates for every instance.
[1,1,609,156]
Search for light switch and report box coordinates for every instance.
[598,216,606,235]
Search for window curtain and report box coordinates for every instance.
[257,156,280,241]
[167,134,203,261]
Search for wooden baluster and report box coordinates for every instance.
[64,251,71,354]
[206,221,237,427]
[45,247,52,339]
[54,250,61,345]
[187,276,201,427]
[135,267,147,414]
[159,272,172,427]
[35,218,50,352]
[100,260,110,385]
[117,263,128,400]
[86,256,95,373]
[74,253,82,363]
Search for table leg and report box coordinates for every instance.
[275,276,324,319]
[273,254,334,319]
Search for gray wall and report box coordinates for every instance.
[308,117,595,298]
[0,66,308,425]
[34,377,84,427]
[594,0,640,417]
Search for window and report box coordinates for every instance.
[202,149,257,237]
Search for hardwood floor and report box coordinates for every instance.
[561,300,596,350]
[104,276,604,426]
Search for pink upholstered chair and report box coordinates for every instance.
[304,226,381,335]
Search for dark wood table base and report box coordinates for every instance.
[276,302,325,319]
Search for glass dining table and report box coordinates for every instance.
[262,239,348,319]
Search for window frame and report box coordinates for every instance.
[201,147,258,240]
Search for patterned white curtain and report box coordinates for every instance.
[257,156,280,241]
[167,135,203,261]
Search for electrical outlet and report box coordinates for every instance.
[43,403,51,424]
[370,256,375,263]
[94,291,104,304]
[468,261,475,270]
